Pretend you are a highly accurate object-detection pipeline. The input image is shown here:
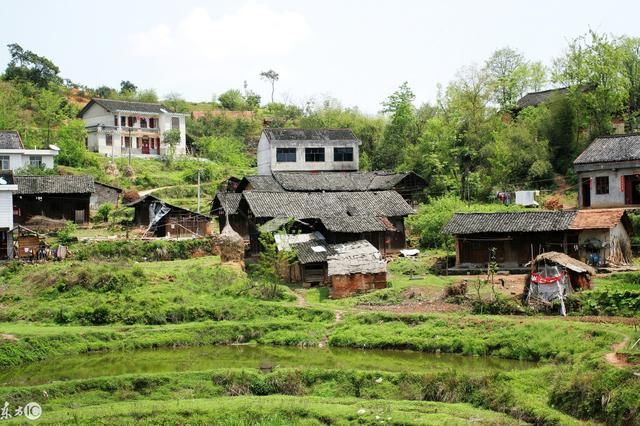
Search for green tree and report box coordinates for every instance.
[373,82,417,170]
[136,89,158,103]
[35,90,65,144]
[3,43,62,88]
[0,81,26,129]
[120,80,137,94]
[55,119,91,167]
[260,69,279,103]
[218,89,247,110]
[162,128,181,165]
[163,92,190,113]
[554,30,628,138]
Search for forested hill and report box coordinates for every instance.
[2,30,640,203]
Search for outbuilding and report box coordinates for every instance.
[127,194,212,238]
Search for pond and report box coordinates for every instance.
[0,345,537,386]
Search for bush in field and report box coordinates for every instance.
[56,221,77,244]
[93,203,114,223]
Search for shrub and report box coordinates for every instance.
[56,221,77,245]
[93,203,114,223]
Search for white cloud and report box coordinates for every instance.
[129,2,311,62]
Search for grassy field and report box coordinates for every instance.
[0,255,638,425]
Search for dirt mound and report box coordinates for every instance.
[25,216,67,232]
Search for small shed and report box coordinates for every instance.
[276,232,332,286]
[127,194,212,238]
[90,182,122,209]
[327,240,387,298]
[10,225,45,260]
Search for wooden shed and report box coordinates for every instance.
[127,194,212,238]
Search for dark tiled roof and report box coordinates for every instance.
[443,211,577,235]
[212,192,242,215]
[320,216,394,233]
[0,131,24,149]
[516,87,568,109]
[573,134,640,165]
[15,175,95,195]
[78,98,173,117]
[263,128,358,142]
[240,175,284,192]
[243,191,413,220]
[272,171,420,192]
[292,239,336,264]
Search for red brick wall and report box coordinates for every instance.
[330,272,387,298]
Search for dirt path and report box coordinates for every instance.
[293,290,306,307]
[605,335,631,368]
[139,184,196,197]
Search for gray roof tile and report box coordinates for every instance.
[79,98,173,117]
[271,171,419,192]
[443,211,577,235]
[574,134,640,165]
[0,131,24,149]
[15,175,95,195]
[263,128,358,142]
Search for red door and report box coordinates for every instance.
[141,137,150,154]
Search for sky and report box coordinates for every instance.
[2,0,640,114]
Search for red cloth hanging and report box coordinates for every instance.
[531,271,565,285]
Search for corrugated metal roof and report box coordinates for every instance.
[243,191,414,220]
[0,131,24,150]
[573,134,640,165]
[442,211,577,235]
[15,175,95,195]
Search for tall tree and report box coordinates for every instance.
[120,80,137,94]
[35,90,65,144]
[372,82,417,170]
[554,30,628,138]
[3,43,62,88]
[260,70,279,103]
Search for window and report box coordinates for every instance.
[113,115,118,126]
[334,147,354,162]
[124,137,131,148]
[140,118,147,128]
[136,137,141,149]
[596,176,609,194]
[29,156,42,167]
[305,147,325,162]
[0,155,9,170]
[171,117,180,129]
[120,116,126,127]
[106,134,113,146]
[127,116,135,127]
[149,118,155,128]
[276,148,296,162]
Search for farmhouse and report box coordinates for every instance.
[0,130,59,171]
[574,134,640,208]
[13,175,94,225]
[238,190,413,255]
[78,98,187,158]
[127,194,211,238]
[0,172,18,259]
[257,128,361,175]
[443,209,632,270]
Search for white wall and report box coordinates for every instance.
[257,133,271,175]
[0,187,17,229]
[0,150,57,171]
[159,114,187,155]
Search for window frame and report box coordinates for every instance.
[171,117,180,130]
[0,155,9,170]
[105,134,113,146]
[334,147,354,162]
[305,147,325,162]
[29,155,43,168]
[595,176,609,195]
[276,147,297,162]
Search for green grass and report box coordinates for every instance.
[4,395,521,425]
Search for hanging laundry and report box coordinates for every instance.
[515,191,539,207]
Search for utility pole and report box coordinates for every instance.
[197,169,201,214]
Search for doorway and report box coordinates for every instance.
[581,178,591,207]
[0,230,8,259]
[141,136,150,154]
[623,175,640,205]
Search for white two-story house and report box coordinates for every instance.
[78,98,187,158]
[0,131,59,171]
[0,172,18,259]
[257,128,361,175]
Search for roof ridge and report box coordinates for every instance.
[92,97,162,106]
